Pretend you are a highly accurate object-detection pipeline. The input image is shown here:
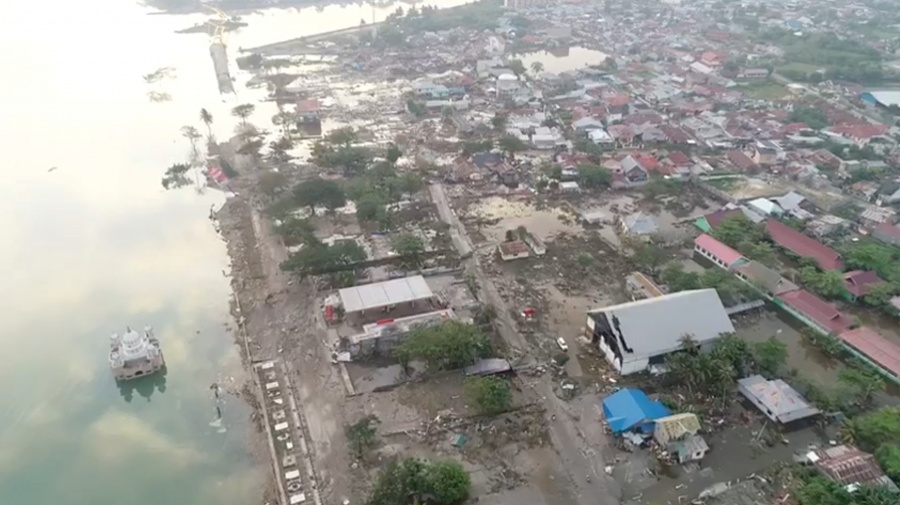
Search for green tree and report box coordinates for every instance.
[366,458,471,505]
[875,444,900,483]
[277,217,317,247]
[837,366,884,407]
[713,214,763,248]
[799,266,845,298]
[324,126,357,146]
[490,113,508,131]
[841,406,900,452]
[752,336,788,376]
[257,170,289,198]
[392,233,425,270]
[662,262,702,292]
[631,242,666,274]
[739,240,777,267]
[460,139,493,157]
[396,321,491,371]
[577,252,594,268]
[231,103,256,126]
[199,108,213,138]
[385,143,402,164]
[425,460,471,505]
[394,172,424,196]
[863,282,897,307]
[293,178,346,215]
[712,334,753,375]
[508,59,527,76]
[497,135,526,156]
[161,162,191,190]
[576,163,612,188]
[346,415,379,458]
[789,105,830,130]
[465,376,512,414]
[281,239,366,285]
[530,61,544,74]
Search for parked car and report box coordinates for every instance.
[556,337,569,351]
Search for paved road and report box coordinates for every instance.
[429,183,620,505]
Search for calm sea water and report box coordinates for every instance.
[0,0,465,503]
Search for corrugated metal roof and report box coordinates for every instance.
[838,326,900,378]
[589,289,735,357]
[339,276,433,313]
[694,233,746,266]
[765,219,844,270]
[777,290,853,334]
[602,388,672,433]
[738,375,820,423]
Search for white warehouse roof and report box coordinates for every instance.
[339,276,433,313]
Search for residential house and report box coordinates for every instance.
[773,191,814,221]
[843,270,884,302]
[667,151,692,168]
[573,117,605,133]
[617,155,650,188]
[700,50,725,67]
[747,198,783,218]
[531,126,563,150]
[589,128,615,146]
[810,444,899,490]
[601,388,672,433]
[872,222,900,246]
[653,413,708,464]
[727,150,758,172]
[586,289,735,375]
[765,219,844,271]
[828,124,889,146]
[694,208,744,233]
[777,289,854,335]
[735,261,799,298]
[859,206,894,229]
[620,212,658,239]
[639,126,668,144]
[497,240,530,261]
[741,68,770,79]
[693,234,748,271]
[625,272,665,300]
[837,327,900,384]
[659,125,693,144]
[750,141,779,166]
[412,80,449,99]
[738,375,821,424]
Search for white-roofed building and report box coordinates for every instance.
[586,289,735,375]
[339,276,440,323]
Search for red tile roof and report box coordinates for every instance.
[659,125,691,143]
[765,219,844,271]
[842,270,884,298]
[874,222,900,240]
[667,151,692,166]
[830,124,889,140]
[634,153,659,171]
[727,150,757,171]
[703,208,743,229]
[777,290,853,335]
[296,98,320,113]
[838,327,900,377]
[694,234,745,266]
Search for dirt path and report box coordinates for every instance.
[219,195,357,505]
[429,183,621,505]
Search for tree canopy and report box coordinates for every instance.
[280,239,366,286]
[366,457,470,505]
[497,135,526,155]
[292,178,346,214]
[391,233,425,270]
[396,321,491,371]
[465,376,512,415]
[789,105,830,130]
[712,214,764,248]
[576,163,612,188]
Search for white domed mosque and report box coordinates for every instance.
[109,326,165,380]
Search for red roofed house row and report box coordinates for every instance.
[838,327,900,382]
[777,290,853,336]
[693,234,748,270]
[765,219,844,271]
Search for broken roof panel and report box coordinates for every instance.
[814,444,897,489]
[339,276,433,313]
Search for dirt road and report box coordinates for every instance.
[429,183,621,505]
[220,194,358,504]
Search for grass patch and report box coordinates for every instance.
[735,80,789,100]
[705,177,741,191]
[777,62,823,74]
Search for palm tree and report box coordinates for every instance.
[531,61,544,75]
[231,103,255,127]
[180,125,203,187]
[200,108,213,138]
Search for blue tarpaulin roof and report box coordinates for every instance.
[602,388,672,433]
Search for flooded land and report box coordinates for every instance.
[7,1,900,505]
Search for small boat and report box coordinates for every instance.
[109,326,166,380]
